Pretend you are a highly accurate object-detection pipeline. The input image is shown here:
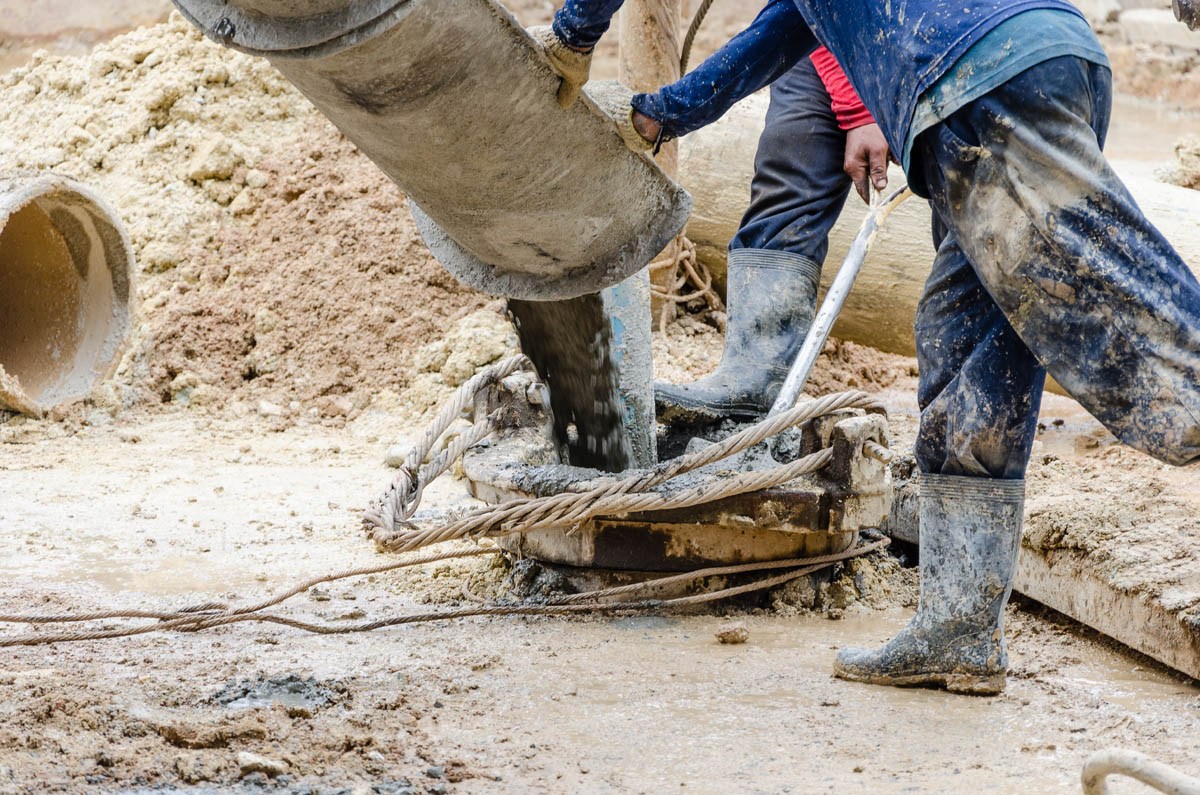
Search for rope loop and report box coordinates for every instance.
[0,351,897,646]
[649,233,725,337]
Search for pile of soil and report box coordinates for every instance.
[1174,135,1200,189]
[122,125,493,423]
[770,551,919,617]
[0,16,492,422]
[1102,29,1200,114]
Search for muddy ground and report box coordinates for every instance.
[2,399,1200,794]
[2,2,1200,794]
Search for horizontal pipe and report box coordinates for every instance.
[679,93,1200,359]
[0,174,135,417]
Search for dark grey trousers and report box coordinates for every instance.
[730,57,851,263]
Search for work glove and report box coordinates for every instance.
[528,25,593,108]
[587,81,656,153]
[1175,0,1199,30]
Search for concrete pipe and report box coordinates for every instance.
[170,0,691,301]
[0,175,134,417]
[679,93,1200,358]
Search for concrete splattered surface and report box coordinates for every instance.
[1,408,1199,793]
[1,3,1199,793]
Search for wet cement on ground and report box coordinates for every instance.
[1,409,1198,793]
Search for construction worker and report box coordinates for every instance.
[534,0,1200,695]
[651,50,891,424]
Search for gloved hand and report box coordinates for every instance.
[528,25,593,108]
[587,81,656,153]
[1174,0,1199,30]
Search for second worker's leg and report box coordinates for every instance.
[655,58,852,423]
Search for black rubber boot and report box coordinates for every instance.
[655,249,820,424]
[833,475,1025,696]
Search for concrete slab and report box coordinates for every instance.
[1015,549,1200,681]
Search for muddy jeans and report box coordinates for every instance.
[913,56,1200,478]
[729,57,852,263]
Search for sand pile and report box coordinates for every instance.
[0,16,312,276]
[0,16,494,421]
[1173,136,1200,190]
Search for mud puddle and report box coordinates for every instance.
[212,674,339,715]
[421,612,1200,792]
[57,551,256,596]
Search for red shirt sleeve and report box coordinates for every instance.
[809,46,876,131]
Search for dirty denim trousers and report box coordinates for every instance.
[913,56,1200,479]
[729,57,852,262]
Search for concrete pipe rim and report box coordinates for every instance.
[0,174,136,418]
[169,0,417,57]
[409,195,693,301]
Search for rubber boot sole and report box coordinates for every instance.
[833,666,1006,696]
[654,392,767,426]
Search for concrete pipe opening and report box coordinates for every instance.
[0,176,134,417]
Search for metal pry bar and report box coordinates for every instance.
[768,184,914,416]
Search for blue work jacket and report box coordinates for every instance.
[554,0,1084,171]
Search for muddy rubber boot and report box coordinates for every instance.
[833,475,1025,695]
[655,249,820,423]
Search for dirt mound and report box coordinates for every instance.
[770,551,919,617]
[1173,135,1200,189]
[0,16,489,421]
[126,126,490,420]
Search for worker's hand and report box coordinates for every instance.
[1174,0,1199,30]
[844,123,892,204]
[587,81,656,153]
[528,25,594,108]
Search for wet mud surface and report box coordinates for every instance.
[2,410,1198,793]
[1,4,1198,793]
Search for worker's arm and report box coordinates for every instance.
[809,47,873,131]
[553,0,626,49]
[630,0,819,143]
[529,0,625,107]
[810,47,892,203]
